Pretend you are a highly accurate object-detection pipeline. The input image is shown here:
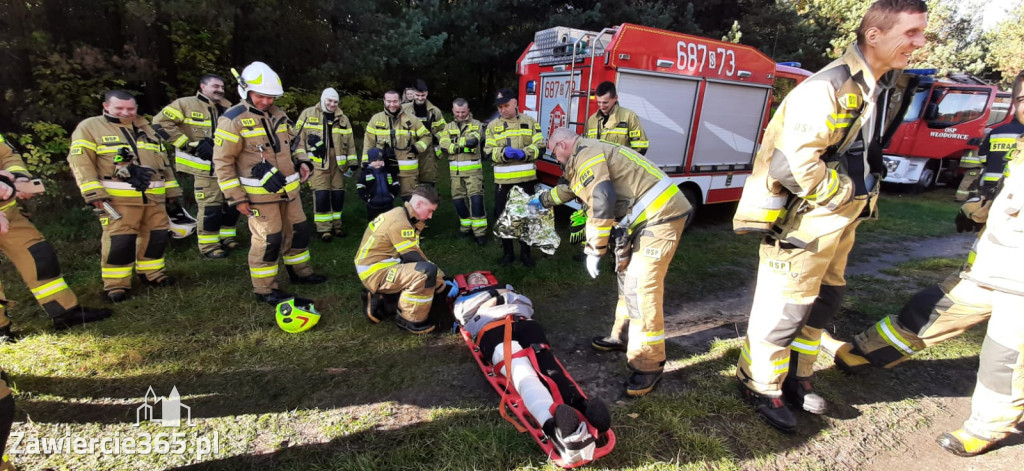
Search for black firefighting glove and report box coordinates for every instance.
[194,138,215,161]
[382,144,397,161]
[252,161,287,193]
[307,134,327,159]
[126,165,156,192]
[114,147,133,164]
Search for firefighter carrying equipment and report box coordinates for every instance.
[234,61,283,99]
[276,296,321,333]
[483,112,545,185]
[451,271,616,468]
[167,201,198,239]
[251,161,288,193]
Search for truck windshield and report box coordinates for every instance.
[987,94,1012,126]
[928,90,989,128]
[903,89,929,122]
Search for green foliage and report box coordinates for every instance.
[12,121,70,181]
[983,2,1024,87]
[722,21,743,43]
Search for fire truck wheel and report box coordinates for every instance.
[912,167,935,194]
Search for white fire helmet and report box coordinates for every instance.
[167,204,198,239]
[236,61,284,100]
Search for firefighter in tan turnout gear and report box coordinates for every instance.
[363,90,432,200]
[585,81,649,155]
[152,74,242,258]
[355,185,447,334]
[439,98,487,245]
[545,128,691,397]
[484,88,545,266]
[402,80,447,188]
[731,0,928,432]
[0,137,111,335]
[69,90,183,303]
[821,72,1024,374]
[213,62,326,304]
[295,87,357,241]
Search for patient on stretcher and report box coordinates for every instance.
[451,271,611,465]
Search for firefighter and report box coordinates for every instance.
[402,87,416,105]
[0,142,112,335]
[731,0,928,432]
[543,127,690,396]
[821,71,1024,372]
[0,368,13,471]
[295,87,358,241]
[363,90,432,200]
[213,62,326,304]
[355,184,447,334]
[439,98,486,245]
[152,74,241,259]
[484,88,545,266]
[402,80,447,188]
[69,90,183,303]
[585,81,649,155]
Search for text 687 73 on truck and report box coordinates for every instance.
[516,23,810,213]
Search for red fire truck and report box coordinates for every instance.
[882,69,1013,191]
[517,23,809,211]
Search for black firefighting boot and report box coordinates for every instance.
[138,273,176,287]
[499,239,515,266]
[937,429,1000,457]
[739,385,797,433]
[395,316,435,335]
[286,266,327,284]
[519,241,535,267]
[782,376,828,414]
[52,306,114,330]
[591,336,627,352]
[254,289,294,305]
[625,370,663,397]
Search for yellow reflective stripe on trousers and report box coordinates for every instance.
[250,266,279,278]
[198,234,220,244]
[283,251,310,265]
[314,213,333,222]
[400,292,434,304]
[741,344,789,373]
[493,163,536,181]
[790,337,820,355]
[102,267,133,278]
[136,258,166,271]
[220,228,237,237]
[398,159,419,171]
[471,219,487,228]
[31,278,69,299]
[876,316,916,355]
[642,330,665,345]
[356,258,400,280]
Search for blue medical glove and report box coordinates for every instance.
[503,147,526,161]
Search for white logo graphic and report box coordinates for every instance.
[135,386,195,427]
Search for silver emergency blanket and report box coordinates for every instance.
[493,186,560,255]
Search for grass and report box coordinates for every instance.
[0,167,987,470]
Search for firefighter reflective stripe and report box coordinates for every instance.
[172,135,189,149]
[238,173,300,194]
[790,337,820,355]
[250,266,279,278]
[577,153,606,176]
[642,330,665,346]
[219,178,241,191]
[102,267,134,278]
[491,128,534,139]
[283,251,310,265]
[30,278,69,300]
[332,128,352,136]
[805,168,840,202]
[962,149,983,165]
[356,258,401,280]
[0,201,15,212]
[629,130,649,150]
[302,123,325,132]
[984,171,1003,183]
[877,316,917,355]
[71,140,98,152]
[460,218,472,228]
[548,187,564,205]
[220,228,236,238]
[990,134,1018,152]
[472,219,487,228]
[101,181,167,197]
[449,160,482,171]
[333,211,342,221]
[80,181,103,192]
[400,292,434,305]
[183,118,211,128]
[741,343,790,374]
[314,213,333,222]
[587,225,611,239]
[136,258,166,271]
[198,234,220,244]
[214,129,240,143]
[394,239,419,252]
[398,159,419,171]
[493,163,537,181]
[826,113,854,131]
[176,149,212,172]
[621,178,679,231]
[240,128,268,139]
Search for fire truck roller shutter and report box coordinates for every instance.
[691,81,771,171]
[615,70,699,170]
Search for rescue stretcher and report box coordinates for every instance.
[451,272,616,468]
